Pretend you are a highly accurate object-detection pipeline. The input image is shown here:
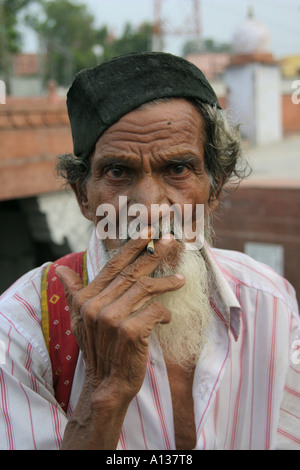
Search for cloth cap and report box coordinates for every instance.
[67,51,221,161]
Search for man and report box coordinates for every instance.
[0,52,299,450]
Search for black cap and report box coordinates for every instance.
[67,52,221,161]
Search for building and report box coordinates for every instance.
[1,12,300,301]
[185,53,230,81]
[280,56,300,79]
[211,10,300,302]
[0,83,92,293]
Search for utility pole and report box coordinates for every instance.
[152,0,164,51]
[152,0,202,52]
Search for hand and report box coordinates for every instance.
[56,229,185,449]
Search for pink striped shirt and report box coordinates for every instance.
[0,230,299,450]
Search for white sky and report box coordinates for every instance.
[21,0,300,59]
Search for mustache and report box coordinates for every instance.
[122,217,185,242]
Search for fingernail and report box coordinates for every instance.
[175,273,185,280]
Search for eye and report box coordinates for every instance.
[168,164,189,175]
[106,165,127,178]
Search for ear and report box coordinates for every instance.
[70,182,94,222]
[208,187,222,214]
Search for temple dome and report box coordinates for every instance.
[232,7,270,54]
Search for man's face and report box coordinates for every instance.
[77,98,219,258]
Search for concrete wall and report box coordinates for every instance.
[213,185,300,303]
[218,92,300,134]
[225,63,282,145]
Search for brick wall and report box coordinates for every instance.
[0,100,73,200]
[213,185,300,304]
[282,94,300,133]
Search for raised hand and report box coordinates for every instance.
[56,229,185,449]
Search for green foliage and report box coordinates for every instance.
[203,38,232,53]
[25,0,103,84]
[25,0,153,86]
[1,0,33,53]
[0,0,153,86]
[102,22,153,61]
[182,37,232,57]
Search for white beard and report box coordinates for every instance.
[99,217,213,370]
[150,244,213,370]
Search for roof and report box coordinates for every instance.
[0,93,73,201]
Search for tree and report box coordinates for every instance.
[102,22,153,61]
[182,37,232,57]
[0,0,36,90]
[203,38,232,53]
[25,0,108,86]
[25,0,153,87]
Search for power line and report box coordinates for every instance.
[152,0,202,51]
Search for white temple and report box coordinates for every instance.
[225,7,282,145]
[232,6,270,55]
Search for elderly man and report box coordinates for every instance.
[0,52,299,450]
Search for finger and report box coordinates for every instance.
[82,226,156,298]
[110,273,185,319]
[88,235,178,308]
[118,301,173,345]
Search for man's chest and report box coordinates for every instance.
[166,362,197,450]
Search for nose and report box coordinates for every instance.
[128,175,170,226]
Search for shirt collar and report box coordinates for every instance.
[202,242,241,341]
[86,230,241,341]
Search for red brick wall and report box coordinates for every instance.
[0,102,73,200]
[282,94,300,133]
[213,185,300,303]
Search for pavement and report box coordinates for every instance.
[240,134,300,188]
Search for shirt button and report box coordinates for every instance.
[197,383,209,400]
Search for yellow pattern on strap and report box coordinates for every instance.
[41,252,88,353]
[41,264,51,352]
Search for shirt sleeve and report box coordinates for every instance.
[276,310,300,449]
[0,265,68,450]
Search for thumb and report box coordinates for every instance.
[55,265,84,299]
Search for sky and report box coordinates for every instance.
[21,0,300,59]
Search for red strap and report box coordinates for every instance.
[43,252,86,413]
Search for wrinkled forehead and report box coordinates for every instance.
[92,98,206,157]
[67,52,220,162]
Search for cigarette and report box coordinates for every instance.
[147,239,155,255]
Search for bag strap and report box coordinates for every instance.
[41,251,88,413]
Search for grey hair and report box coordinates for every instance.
[56,98,250,196]
[191,99,250,198]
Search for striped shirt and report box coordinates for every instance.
[0,230,299,450]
